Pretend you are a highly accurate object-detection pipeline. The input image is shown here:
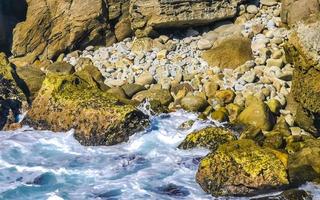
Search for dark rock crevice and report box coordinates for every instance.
[0,0,27,55]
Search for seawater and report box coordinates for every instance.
[0,111,319,200]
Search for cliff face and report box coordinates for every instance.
[0,0,27,54]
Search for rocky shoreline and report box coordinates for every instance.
[1,0,320,198]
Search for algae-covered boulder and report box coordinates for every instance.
[0,53,28,130]
[196,139,289,196]
[23,69,149,146]
[180,95,208,112]
[178,127,236,151]
[132,89,173,106]
[238,96,275,131]
[287,138,320,185]
[202,36,253,69]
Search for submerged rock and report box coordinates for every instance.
[251,189,312,200]
[196,139,289,196]
[178,127,236,151]
[23,69,149,146]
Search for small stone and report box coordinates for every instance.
[211,107,229,122]
[157,50,168,60]
[246,5,258,14]
[260,0,278,6]
[197,39,212,50]
[181,95,209,112]
[204,81,220,98]
[266,58,283,68]
[215,89,236,105]
[290,127,303,136]
[267,99,282,114]
[135,71,155,86]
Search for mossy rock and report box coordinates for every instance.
[121,84,146,98]
[196,139,289,196]
[132,89,173,106]
[263,117,291,150]
[180,95,208,112]
[46,61,75,75]
[22,70,149,146]
[178,127,236,151]
[287,138,320,185]
[202,36,253,69]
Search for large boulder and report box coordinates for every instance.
[281,0,320,26]
[130,0,245,37]
[11,0,110,67]
[196,139,289,196]
[202,36,253,69]
[178,127,236,151]
[285,15,320,134]
[22,68,149,146]
[0,53,28,130]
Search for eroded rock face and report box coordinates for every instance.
[130,0,245,37]
[285,16,320,135]
[11,0,110,67]
[22,66,149,146]
[196,139,289,196]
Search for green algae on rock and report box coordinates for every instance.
[178,127,236,151]
[196,139,289,196]
[23,70,149,146]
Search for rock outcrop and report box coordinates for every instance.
[0,53,28,130]
[11,0,110,67]
[22,64,149,146]
[285,15,320,135]
[196,139,289,196]
[129,0,245,37]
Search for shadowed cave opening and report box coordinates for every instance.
[0,0,27,55]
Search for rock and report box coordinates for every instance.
[211,107,229,122]
[226,103,242,123]
[247,5,259,14]
[121,84,146,98]
[214,89,236,106]
[135,71,155,86]
[260,0,279,6]
[130,0,245,37]
[132,89,173,106]
[131,37,154,53]
[23,70,149,146]
[0,53,28,130]
[267,99,282,114]
[197,39,212,50]
[178,120,195,131]
[238,96,276,131]
[178,127,236,151]
[75,63,108,91]
[196,139,289,196]
[106,87,128,99]
[115,16,133,41]
[266,58,283,68]
[204,81,219,98]
[46,62,75,75]
[11,0,111,66]
[281,0,320,26]
[15,66,45,100]
[286,137,320,185]
[251,189,312,200]
[285,17,320,133]
[202,36,253,69]
[180,95,208,112]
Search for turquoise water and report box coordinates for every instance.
[0,111,319,200]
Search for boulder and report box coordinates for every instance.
[180,95,208,112]
[196,139,289,196]
[11,0,110,67]
[121,84,146,98]
[0,53,28,130]
[202,36,253,69]
[132,89,173,106]
[22,69,149,146]
[281,0,320,26]
[179,127,236,151]
[130,0,245,37]
[287,138,320,185]
[238,96,276,131]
